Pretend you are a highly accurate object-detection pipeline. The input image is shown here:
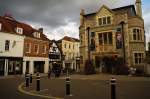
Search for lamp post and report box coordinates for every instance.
[120,21,126,64]
[87,27,90,60]
[84,27,95,74]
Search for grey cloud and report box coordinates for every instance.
[1,0,149,40]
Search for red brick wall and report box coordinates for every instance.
[24,37,49,58]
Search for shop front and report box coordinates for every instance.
[0,57,23,76]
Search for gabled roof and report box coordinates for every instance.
[0,15,49,41]
[58,36,79,42]
[49,40,63,54]
[84,5,136,17]
[97,5,113,14]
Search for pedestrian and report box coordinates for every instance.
[48,68,51,78]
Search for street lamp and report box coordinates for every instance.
[84,27,95,74]
[87,27,90,60]
[120,21,126,64]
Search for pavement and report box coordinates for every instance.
[17,74,150,99]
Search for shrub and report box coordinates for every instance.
[116,64,129,75]
[135,65,145,76]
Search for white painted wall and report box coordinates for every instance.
[0,32,24,57]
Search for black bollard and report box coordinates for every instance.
[110,78,116,99]
[66,77,71,95]
[30,74,32,83]
[36,73,40,91]
[25,73,29,87]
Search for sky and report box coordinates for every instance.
[0,0,150,43]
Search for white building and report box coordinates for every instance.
[0,16,24,76]
[57,36,80,71]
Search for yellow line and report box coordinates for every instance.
[18,82,63,99]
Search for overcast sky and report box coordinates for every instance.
[0,0,150,42]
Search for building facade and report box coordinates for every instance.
[0,15,49,76]
[57,36,80,71]
[79,0,145,72]
[49,40,63,71]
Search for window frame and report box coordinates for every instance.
[98,32,113,45]
[98,16,112,26]
[133,52,144,65]
[34,44,39,54]
[132,28,143,41]
[42,45,47,54]
[25,43,31,53]
[5,40,10,51]
[0,23,2,31]
[16,27,23,34]
[33,32,41,38]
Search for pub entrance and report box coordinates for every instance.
[95,56,116,73]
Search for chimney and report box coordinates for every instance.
[39,28,43,33]
[80,9,85,26]
[136,0,142,17]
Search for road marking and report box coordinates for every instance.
[18,82,64,99]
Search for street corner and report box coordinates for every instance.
[18,82,63,99]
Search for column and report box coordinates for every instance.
[29,61,34,74]
[23,61,26,74]
[4,59,8,76]
[44,60,49,73]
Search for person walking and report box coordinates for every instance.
[48,68,51,78]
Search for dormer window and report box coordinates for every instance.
[33,32,41,38]
[16,27,23,34]
[0,23,2,31]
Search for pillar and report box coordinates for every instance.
[29,61,34,74]
[4,59,8,76]
[23,61,26,74]
[44,60,49,73]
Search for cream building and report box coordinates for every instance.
[79,0,145,73]
[57,36,80,71]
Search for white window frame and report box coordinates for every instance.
[98,16,112,26]
[16,27,23,34]
[34,44,39,54]
[132,28,143,41]
[25,43,31,53]
[5,40,10,51]
[42,45,47,54]
[133,52,144,65]
[33,32,41,38]
[0,23,2,31]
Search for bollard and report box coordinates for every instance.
[30,74,32,83]
[36,73,40,91]
[25,73,29,87]
[66,77,71,95]
[110,78,116,99]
